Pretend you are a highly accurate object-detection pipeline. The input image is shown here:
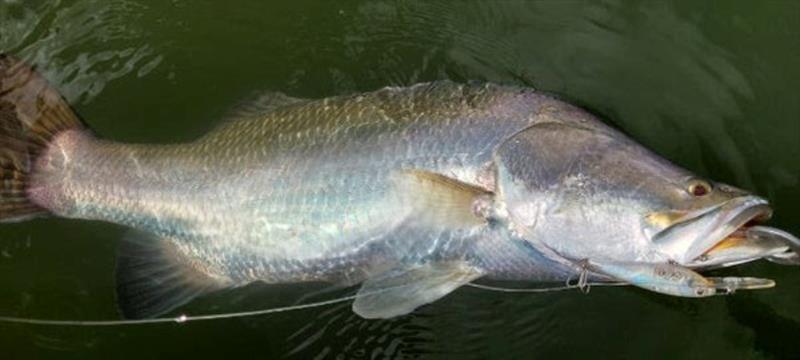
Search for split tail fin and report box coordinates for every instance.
[0,54,86,222]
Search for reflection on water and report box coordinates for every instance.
[0,0,163,104]
[285,303,432,359]
[0,0,798,358]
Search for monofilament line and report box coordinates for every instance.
[0,294,360,326]
[0,282,628,326]
[466,281,627,293]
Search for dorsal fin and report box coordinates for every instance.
[225,91,307,121]
[115,231,233,319]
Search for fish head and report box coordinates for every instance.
[494,121,785,268]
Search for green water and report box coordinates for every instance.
[0,0,798,358]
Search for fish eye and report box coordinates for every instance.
[695,288,707,296]
[687,180,712,197]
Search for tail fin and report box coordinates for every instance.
[0,54,85,222]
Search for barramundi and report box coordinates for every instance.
[0,55,797,320]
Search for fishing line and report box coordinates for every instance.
[0,294,360,327]
[0,281,628,326]
[0,282,433,326]
[466,281,627,293]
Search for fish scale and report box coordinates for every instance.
[1,54,796,319]
[41,83,540,283]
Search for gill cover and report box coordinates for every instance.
[493,121,690,262]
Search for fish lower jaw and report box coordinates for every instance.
[667,199,773,265]
[688,215,773,265]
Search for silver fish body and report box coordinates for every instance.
[32,82,586,285]
[1,55,797,319]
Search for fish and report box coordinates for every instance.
[0,54,797,320]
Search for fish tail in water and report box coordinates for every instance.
[0,54,87,222]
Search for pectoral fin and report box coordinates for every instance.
[352,261,484,319]
[585,260,773,298]
[394,170,493,228]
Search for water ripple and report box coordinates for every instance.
[285,300,433,359]
[0,0,164,104]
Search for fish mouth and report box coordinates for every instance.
[690,197,775,265]
[654,196,774,265]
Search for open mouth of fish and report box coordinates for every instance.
[597,196,799,296]
[657,196,800,270]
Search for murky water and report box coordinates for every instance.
[0,0,798,358]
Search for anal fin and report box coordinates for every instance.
[115,231,232,319]
[352,261,483,319]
